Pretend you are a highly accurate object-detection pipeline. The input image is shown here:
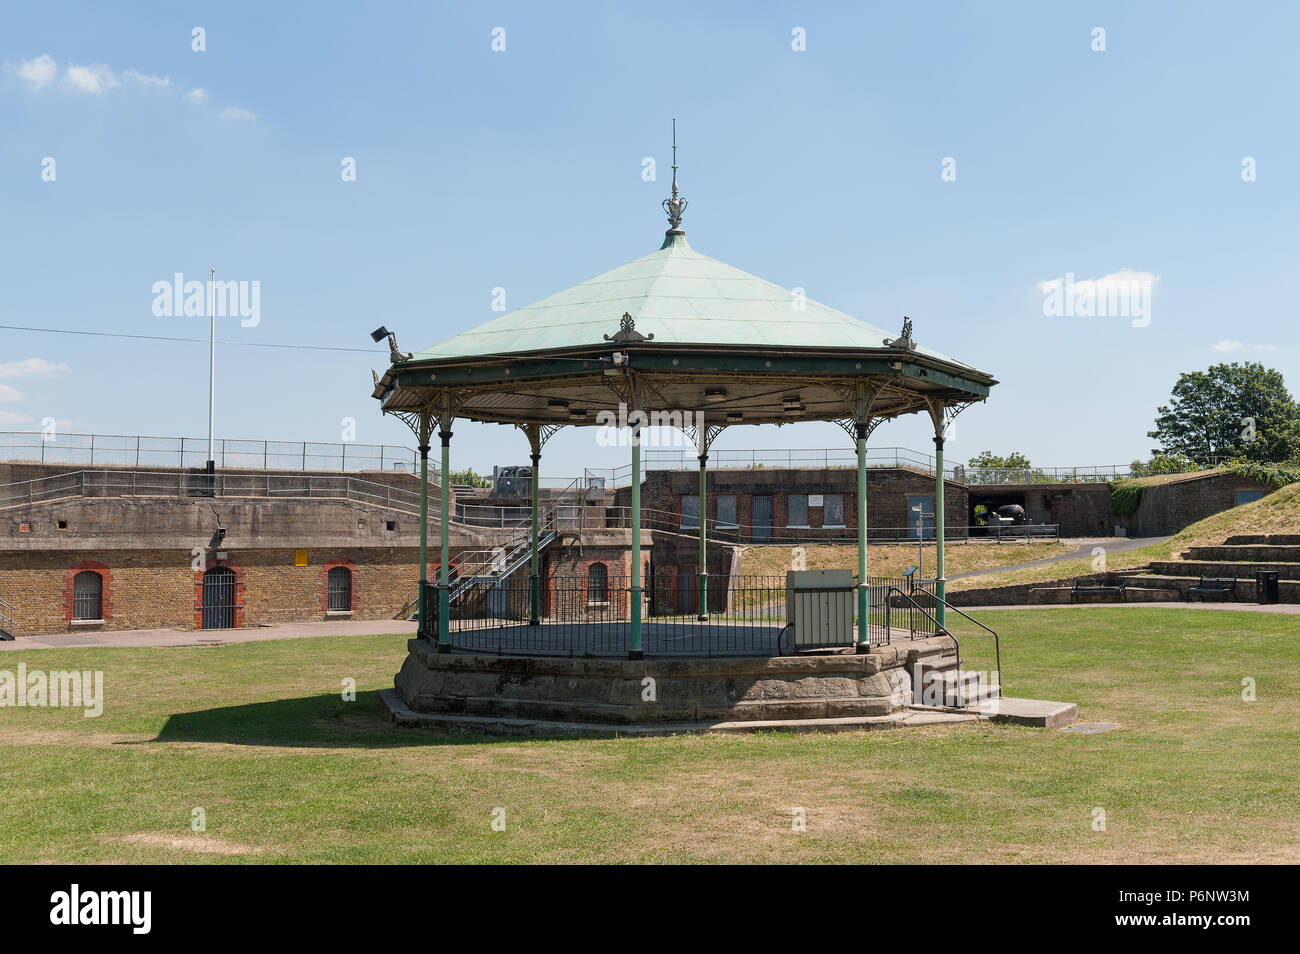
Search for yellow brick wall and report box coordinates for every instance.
[0,546,455,636]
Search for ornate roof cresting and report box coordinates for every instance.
[884,316,917,350]
[604,312,654,343]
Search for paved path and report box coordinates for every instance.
[0,618,418,652]
[946,535,1173,581]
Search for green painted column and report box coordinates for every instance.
[855,422,870,651]
[529,450,541,625]
[629,413,643,659]
[697,449,708,621]
[934,434,947,629]
[438,427,452,652]
[417,438,430,638]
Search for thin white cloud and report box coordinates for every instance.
[11,54,253,121]
[1037,268,1159,296]
[63,62,119,94]
[0,410,33,425]
[1212,340,1277,353]
[0,384,22,402]
[0,357,70,378]
[122,69,170,88]
[10,53,57,89]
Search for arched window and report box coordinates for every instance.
[327,566,353,612]
[587,562,608,604]
[72,571,102,620]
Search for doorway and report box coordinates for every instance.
[202,567,237,629]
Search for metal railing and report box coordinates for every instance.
[884,586,1002,706]
[0,468,431,515]
[416,571,946,658]
[599,505,1058,544]
[400,475,586,619]
[580,446,1148,485]
[0,597,14,639]
[868,575,940,642]
[0,431,419,474]
[423,572,789,657]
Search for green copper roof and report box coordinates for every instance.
[413,231,982,373]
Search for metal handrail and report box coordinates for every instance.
[602,504,1057,543]
[0,430,418,473]
[402,473,583,617]
[0,468,436,515]
[883,585,1002,706]
[580,446,1152,485]
[0,597,14,639]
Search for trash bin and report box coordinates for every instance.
[1256,570,1280,605]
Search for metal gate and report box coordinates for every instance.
[202,567,237,629]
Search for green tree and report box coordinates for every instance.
[1149,362,1300,464]
[1128,452,1199,478]
[968,450,1032,470]
[447,467,491,488]
[967,450,1034,483]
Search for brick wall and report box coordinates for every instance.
[0,545,468,636]
[615,467,967,541]
[1123,473,1274,536]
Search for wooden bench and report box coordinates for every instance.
[1188,576,1237,601]
[1071,578,1126,603]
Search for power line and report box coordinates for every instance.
[0,324,385,354]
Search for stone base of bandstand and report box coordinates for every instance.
[381,633,1001,736]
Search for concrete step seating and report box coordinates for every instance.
[1148,559,1300,578]
[1181,545,1300,563]
[1025,530,1300,604]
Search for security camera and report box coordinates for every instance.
[370,326,390,343]
[612,351,627,367]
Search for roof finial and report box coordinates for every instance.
[662,118,687,231]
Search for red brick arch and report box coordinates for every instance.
[322,558,358,613]
[64,560,112,623]
[193,557,245,629]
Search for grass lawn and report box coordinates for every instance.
[1,607,1297,863]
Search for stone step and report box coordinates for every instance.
[1181,545,1300,562]
[1147,560,1300,579]
[1224,534,1300,545]
[914,668,1000,708]
[1120,573,1300,602]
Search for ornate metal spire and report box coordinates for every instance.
[662,118,687,231]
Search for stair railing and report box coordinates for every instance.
[883,586,1002,706]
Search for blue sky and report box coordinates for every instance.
[2,1,1297,478]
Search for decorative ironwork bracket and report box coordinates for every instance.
[516,422,564,456]
[924,396,979,441]
[884,316,916,351]
[604,312,654,343]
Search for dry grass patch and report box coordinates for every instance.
[739,540,1073,580]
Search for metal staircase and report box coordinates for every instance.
[398,475,583,620]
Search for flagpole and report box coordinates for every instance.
[207,266,215,483]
